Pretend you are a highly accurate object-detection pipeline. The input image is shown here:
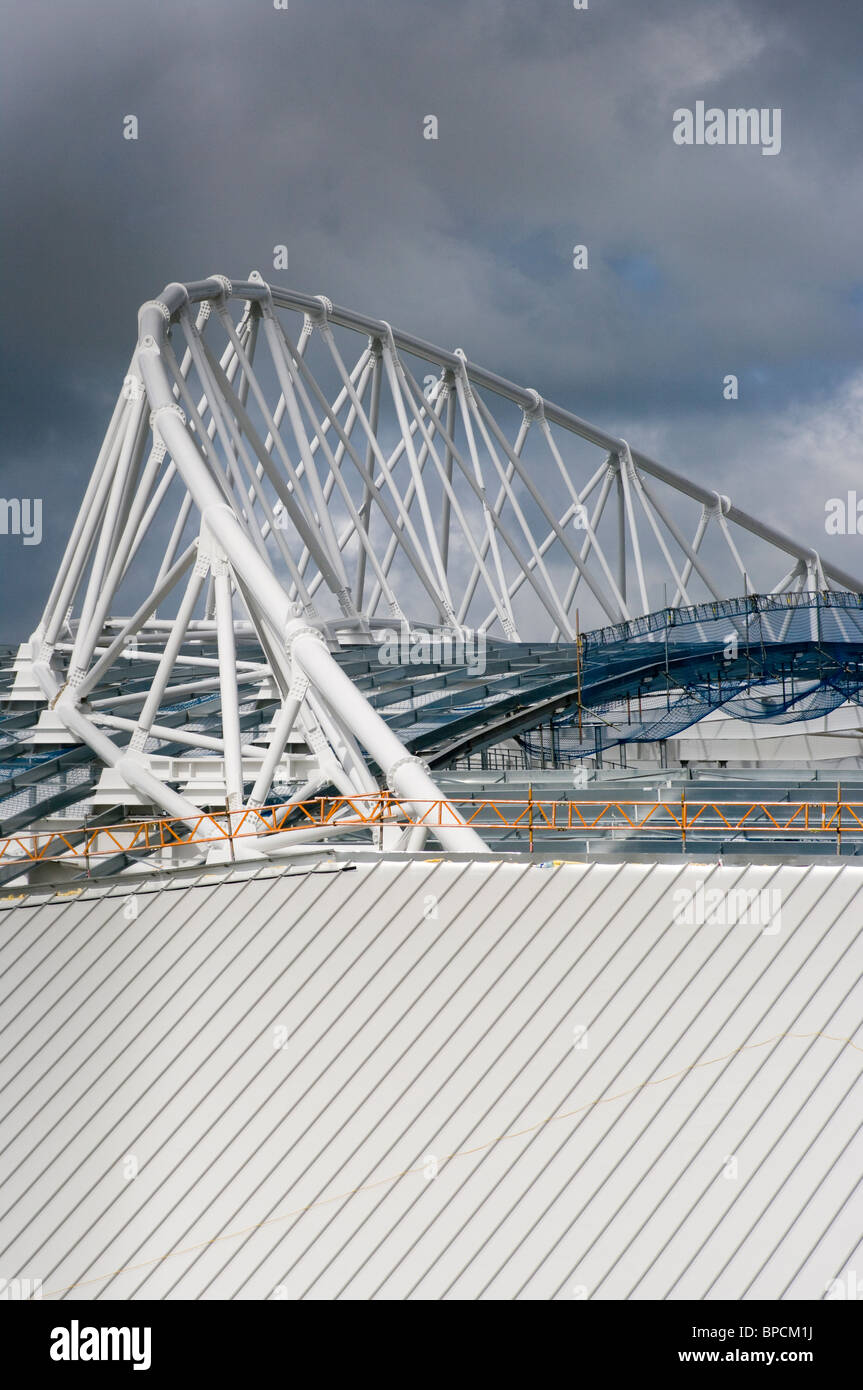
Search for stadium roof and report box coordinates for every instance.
[1,855,861,1299]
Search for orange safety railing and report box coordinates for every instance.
[0,793,862,869]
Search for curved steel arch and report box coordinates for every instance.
[6,274,861,848]
[184,275,863,593]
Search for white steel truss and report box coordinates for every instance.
[13,273,863,851]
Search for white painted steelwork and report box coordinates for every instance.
[17,275,863,838]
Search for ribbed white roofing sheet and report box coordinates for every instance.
[0,857,861,1300]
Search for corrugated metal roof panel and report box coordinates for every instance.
[1,858,861,1299]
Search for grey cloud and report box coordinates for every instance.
[1,0,861,630]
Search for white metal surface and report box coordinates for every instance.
[1,857,860,1300]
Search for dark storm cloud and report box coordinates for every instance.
[1,0,862,631]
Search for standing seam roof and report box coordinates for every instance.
[0,857,861,1299]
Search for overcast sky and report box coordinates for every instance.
[1,0,862,633]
